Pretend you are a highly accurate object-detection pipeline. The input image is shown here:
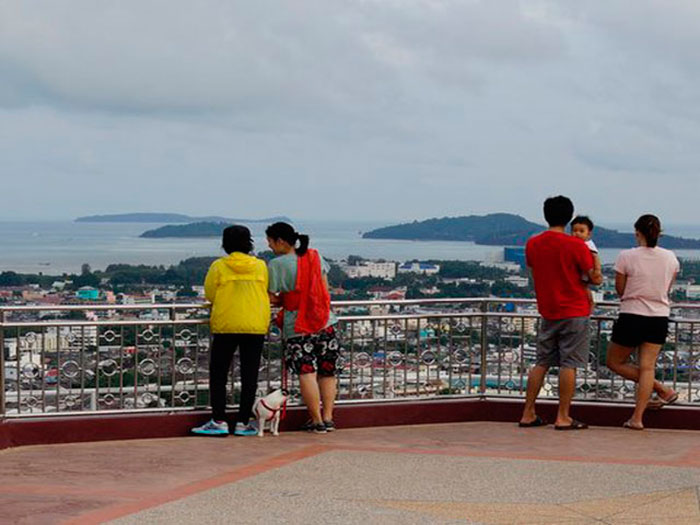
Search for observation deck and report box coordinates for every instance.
[1,299,699,523]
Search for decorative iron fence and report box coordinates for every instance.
[1,299,699,418]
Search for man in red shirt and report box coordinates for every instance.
[519,196,602,430]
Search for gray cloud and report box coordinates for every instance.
[0,1,699,224]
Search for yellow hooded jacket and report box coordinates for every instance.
[204,253,271,334]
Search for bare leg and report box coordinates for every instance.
[318,376,337,421]
[556,368,576,427]
[629,343,663,427]
[520,365,548,424]
[606,342,673,398]
[299,372,323,424]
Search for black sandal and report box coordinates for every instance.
[554,419,588,431]
[518,415,547,428]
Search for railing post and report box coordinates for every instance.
[0,309,5,420]
[479,301,488,396]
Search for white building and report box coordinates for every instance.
[480,261,521,273]
[341,261,397,280]
[505,275,529,288]
[686,284,700,300]
[398,262,440,275]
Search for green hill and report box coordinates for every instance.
[140,222,230,238]
[363,213,700,249]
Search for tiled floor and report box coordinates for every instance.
[1,422,698,524]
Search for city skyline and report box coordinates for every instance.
[2,1,700,223]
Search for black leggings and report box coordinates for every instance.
[209,334,264,423]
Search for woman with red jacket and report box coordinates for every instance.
[266,222,339,434]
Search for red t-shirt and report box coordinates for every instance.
[526,231,594,320]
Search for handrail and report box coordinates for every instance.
[2,297,700,314]
[2,298,699,420]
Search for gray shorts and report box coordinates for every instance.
[536,317,590,369]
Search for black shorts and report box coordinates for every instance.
[284,326,341,377]
[611,313,669,347]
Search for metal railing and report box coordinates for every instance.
[1,299,699,418]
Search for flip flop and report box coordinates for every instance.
[623,420,644,431]
[661,392,679,406]
[554,419,588,431]
[648,391,679,410]
[518,416,547,428]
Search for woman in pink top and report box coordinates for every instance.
[606,215,680,430]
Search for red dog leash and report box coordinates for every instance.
[281,361,288,420]
[259,399,282,422]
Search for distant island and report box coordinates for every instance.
[140,222,232,238]
[76,213,290,223]
[363,213,700,249]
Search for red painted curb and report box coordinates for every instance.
[1,398,697,451]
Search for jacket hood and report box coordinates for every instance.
[221,252,261,277]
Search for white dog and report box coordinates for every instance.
[252,389,288,437]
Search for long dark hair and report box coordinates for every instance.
[265,222,309,256]
[634,214,661,248]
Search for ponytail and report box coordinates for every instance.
[634,214,661,248]
[265,222,311,255]
[296,234,309,256]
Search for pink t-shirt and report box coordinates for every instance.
[614,247,679,317]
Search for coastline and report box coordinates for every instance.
[2,220,700,274]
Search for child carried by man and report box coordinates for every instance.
[571,215,602,313]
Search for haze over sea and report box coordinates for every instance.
[2,220,700,275]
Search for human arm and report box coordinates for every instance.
[668,272,678,295]
[578,244,602,285]
[268,292,282,306]
[588,253,603,286]
[203,263,218,304]
[669,255,680,294]
[267,258,284,306]
[615,272,627,297]
[613,251,627,297]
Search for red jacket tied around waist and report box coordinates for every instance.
[276,249,331,335]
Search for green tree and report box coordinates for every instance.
[327,264,348,287]
[0,271,24,286]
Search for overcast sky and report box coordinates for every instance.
[1,1,699,225]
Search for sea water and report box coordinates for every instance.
[1,220,699,274]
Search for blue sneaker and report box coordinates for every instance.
[192,419,229,436]
[233,422,259,436]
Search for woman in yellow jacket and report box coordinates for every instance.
[192,225,270,437]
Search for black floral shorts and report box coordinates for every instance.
[285,326,341,377]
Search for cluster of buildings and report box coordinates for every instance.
[338,260,442,279]
[0,282,205,307]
